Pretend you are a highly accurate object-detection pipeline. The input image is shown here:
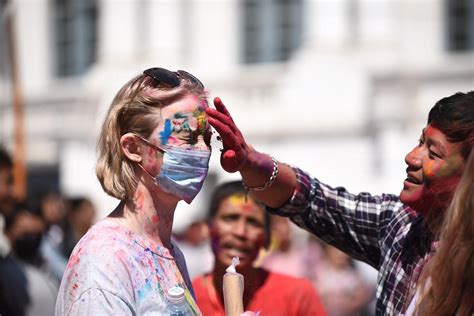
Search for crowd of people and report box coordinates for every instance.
[0,148,96,316]
[0,65,472,316]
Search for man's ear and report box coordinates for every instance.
[120,133,142,163]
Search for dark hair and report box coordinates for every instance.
[0,146,13,169]
[207,180,272,247]
[428,91,474,159]
[67,197,92,215]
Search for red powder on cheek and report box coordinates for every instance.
[151,215,159,224]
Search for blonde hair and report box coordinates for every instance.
[413,147,474,315]
[96,72,207,200]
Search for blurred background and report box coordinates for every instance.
[0,0,473,314]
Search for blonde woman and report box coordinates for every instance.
[407,147,474,315]
[55,68,211,315]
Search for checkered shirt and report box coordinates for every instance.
[266,167,435,315]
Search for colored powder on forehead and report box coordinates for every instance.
[241,203,255,214]
[160,119,172,145]
[196,110,207,136]
[173,112,188,119]
[228,194,246,205]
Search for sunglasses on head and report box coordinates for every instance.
[143,67,204,89]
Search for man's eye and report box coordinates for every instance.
[221,215,238,222]
[247,219,263,228]
[429,150,440,159]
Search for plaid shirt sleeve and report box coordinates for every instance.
[266,166,405,268]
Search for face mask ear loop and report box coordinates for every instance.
[137,162,159,186]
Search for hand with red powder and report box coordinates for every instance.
[205,97,254,173]
[206,97,297,209]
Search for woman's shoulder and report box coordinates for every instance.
[58,219,141,306]
[75,218,136,249]
[65,218,140,275]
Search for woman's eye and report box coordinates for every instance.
[191,132,199,145]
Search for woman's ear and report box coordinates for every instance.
[120,133,142,163]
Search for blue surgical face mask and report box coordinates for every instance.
[138,143,211,204]
[154,146,211,204]
[136,134,211,203]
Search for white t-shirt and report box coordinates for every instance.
[55,218,201,315]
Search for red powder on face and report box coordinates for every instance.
[151,214,160,224]
[243,203,256,213]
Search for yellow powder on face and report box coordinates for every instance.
[197,111,207,136]
[226,194,260,215]
[227,194,246,206]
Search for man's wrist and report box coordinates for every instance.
[242,155,278,201]
[240,150,276,188]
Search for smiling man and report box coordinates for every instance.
[192,181,326,316]
[206,91,474,314]
[401,125,466,218]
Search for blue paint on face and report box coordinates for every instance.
[160,119,172,145]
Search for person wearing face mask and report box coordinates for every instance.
[0,147,30,316]
[5,205,59,316]
[55,67,212,315]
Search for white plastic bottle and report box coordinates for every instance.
[165,286,193,316]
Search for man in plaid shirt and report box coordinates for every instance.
[206,91,474,314]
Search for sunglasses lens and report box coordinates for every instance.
[143,68,204,90]
[143,68,180,88]
[177,70,204,89]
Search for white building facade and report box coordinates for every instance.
[0,0,473,227]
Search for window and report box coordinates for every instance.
[242,0,303,64]
[0,0,9,76]
[54,0,98,76]
[446,0,474,51]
